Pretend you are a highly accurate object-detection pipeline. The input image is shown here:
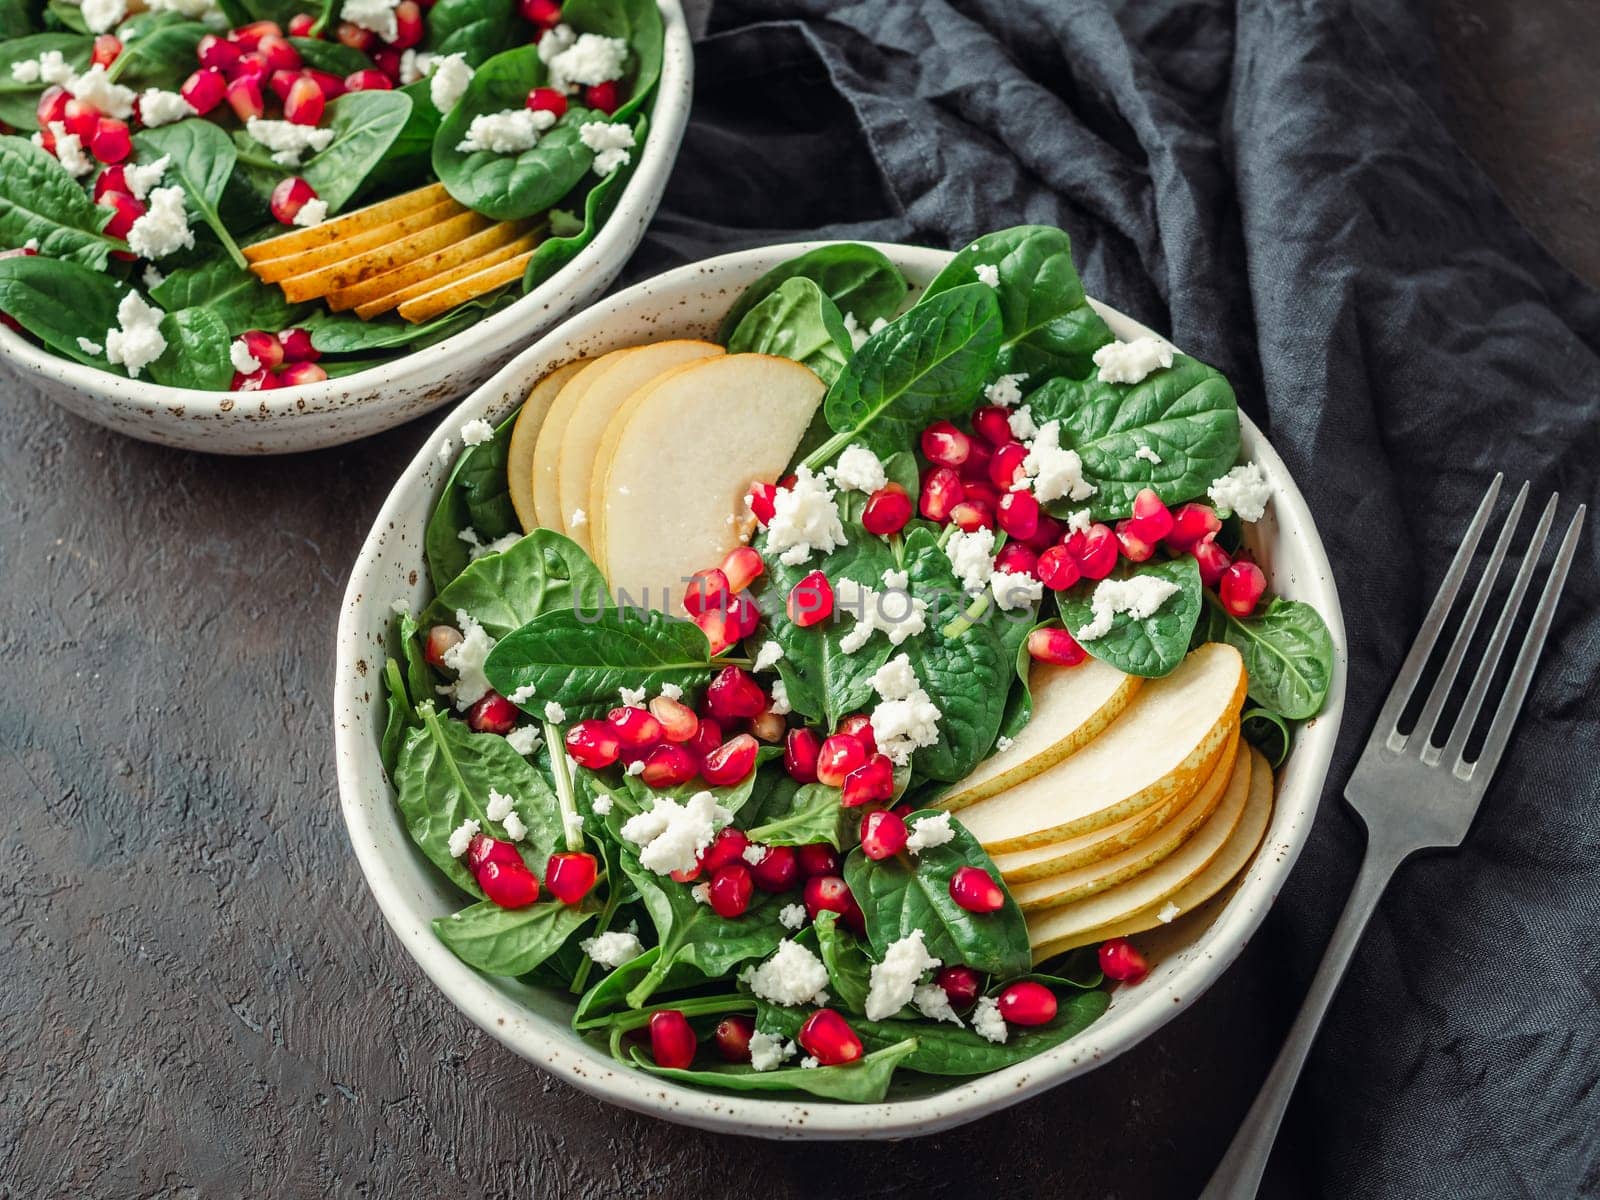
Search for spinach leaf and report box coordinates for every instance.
[44,0,87,29]
[484,609,715,718]
[396,610,434,709]
[1240,706,1291,768]
[1025,355,1241,520]
[0,253,123,366]
[288,35,370,75]
[993,609,1041,745]
[425,529,609,640]
[132,121,248,269]
[434,899,595,976]
[0,134,118,268]
[813,910,872,1014]
[718,243,909,344]
[433,46,597,221]
[423,0,516,65]
[743,782,849,849]
[147,306,232,390]
[757,988,1110,1076]
[807,283,1002,469]
[844,809,1030,978]
[727,276,854,387]
[630,1037,918,1103]
[303,302,470,353]
[362,78,441,193]
[1201,592,1333,720]
[572,946,707,1027]
[0,0,38,38]
[521,112,648,293]
[0,34,89,127]
[1055,556,1202,678]
[424,408,521,589]
[106,14,206,87]
[735,761,805,831]
[919,225,1113,385]
[562,0,663,119]
[150,256,303,334]
[381,658,414,775]
[301,89,413,212]
[621,748,778,818]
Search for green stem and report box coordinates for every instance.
[569,878,623,995]
[606,993,754,1035]
[544,720,584,853]
[801,428,854,473]
[942,591,992,639]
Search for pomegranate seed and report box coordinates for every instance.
[1115,519,1157,563]
[231,51,269,82]
[815,734,867,787]
[648,1010,697,1069]
[92,165,125,200]
[726,592,761,639]
[391,0,424,47]
[998,981,1057,1026]
[835,714,876,756]
[545,851,598,904]
[1027,626,1086,666]
[62,98,99,141]
[920,419,971,467]
[647,695,698,743]
[92,34,121,67]
[919,467,964,522]
[180,66,227,114]
[787,570,833,627]
[746,481,778,525]
[669,863,700,883]
[949,865,1005,913]
[232,368,280,391]
[97,191,144,239]
[859,809,907,859]
[692,609,736,655]
[467,691,517,734]
[1064,523,1119,580]
[989,442,1029,491]
[257,34,300,72]
[969,405,1011,445]
[706,666,765,722]
[686,716,722,759]
[1193,537,1232,587]
[521,0,562,26]
[719,546,764,592]
[277,361,328,386]
[305,68,346,98]
[283,74,324,124]
[231,19,282,50]
[478,859,539,908]
[1035,545,1082,591]
[935,965,982,1010]
[238,329,284,371]
[36,85,69,128]
[750,844,798,892]
[743,708,783,745]
[785,728,820,782]
[526,86,567,117]
[697,827,750,874]
[334,20,375,50]
[641,744,697,788]
[861,484,913,536]
[267,68,298,101]
[707,863,754,918]
[276,327,319,362]
[1128,488,1175,541]
[345,68,391,91]
[1098,937,1149,983]
[803,874,851,922]
[565,720,622,769]
[268,175,317,225]
[949,499,993,532]
[608,705,664,752]
[286,12,316,36]
[370,46,402,81]
[585,80,619,114]
[89,118,130,164]
[993,542,1038,578]
[466,833,522,873]
[1219,560,1266,616]
[714,1014,755,1063]
[1167,502,1222,552]
[962,479,1000,509]
[841,753,894,808]
[797,844,840,877]
[797,1008,863,1066]
[701,734,759,787]
[197,33,242,71]
[1026,513,1065,551]
[958,438,993,485]
[225,76,264,121]
[996,490,1040,541]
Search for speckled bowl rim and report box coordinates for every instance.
[334,242,1349,1139]
[0,0,691,423]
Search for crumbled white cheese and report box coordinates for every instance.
[984,372,1027,407]
[37,123,91,177]
[447,817,480,858]
[996,735,1014,752]
[103,290,167,379]
[141,264,164,289]
[1064,509,1094,537]
[581,930,644,969]
[428,52,473,113]
[747,1030,795,1073]
[340,0,400,42]
[974,263,1000,288]
[437,439,453,463]
[82,0,127,35]
[398,49,432,85]
[546,32,627,91]
[990,568,1044,612]
[768,678,791,716]
[76,337,103,356]
[865,930,941,1020]
[136,88,195,128]
[827,444,887,494]
[615,685,645,707]
[292,198,328,228]
[905,810,955,855]
[1007,405,1038,441]
[1020,420,1096,503]
[752,641,784,672]
[741,939,830,1007]
[441,609,496,710]
[690,881,711,905]
[229,339,261,376]
[455,106,556,154]
[502,811,527,842]
[245,117,335,167]
[1134,444,1162,465]
[121,155,170,201]
[620,791,732,876]
[1093,336,1173,385]
[800,1056,820,1070]
[569,507,587,527]
[561,808,584,841]
[12,50,75,87]
[944,526,997,594]
[741,843,767,868]
[590,792,613,816]
[536,22,576,65]
[625,760,645,776]
[1158,901,1181,924]
[658,683,683,702]
[146,0,222,21]
[971,994,1008,1043]
[504,725,541,756]
[579,120,634,175]
[1074,575,1182,643]
[778,902,806,930]
[869,653,942,766]
[126,185,195,260]
[835,569,928,653]
[913,982,962,1026]
[1208,462,1271,522]
[460,417,494,446]
[841,312,887,350]
[64,63,135,118]
[507,684,537,705]
[764,465,846,566]
[485,788,516,822]
[543,701,566,723]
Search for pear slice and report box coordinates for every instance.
[989,789,1193,883]
[508,360,587,532]
[599,354,825,614]
[1027,745,1268,960]
[942,659,1142,812]
[555,340,723,557]
[1006,730,1238,912]
[532,353,627,533]
[950,642,1247,852]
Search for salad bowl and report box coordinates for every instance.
[333,241,1348,1138]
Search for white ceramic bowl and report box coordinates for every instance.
[334,243,1348,1139]
[0,1,692,456]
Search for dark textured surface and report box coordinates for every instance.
[3,2,1598,1198]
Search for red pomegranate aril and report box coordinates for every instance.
[727,592,761,639]
[713,1014,755,1063]
[920,419,971,467]
[797,1008,863,1066]
[835,713,876,756]
[690,608,727,659]
[706,665,765,722]
[993,541,1038,578]
[305,67,346,97]
[750,844,798,892]
[720,546,764,592]
[686,715,722,759]
[608,705,664,752]
[545,851,599,904]
[231,19,282,49]
[797,844,840,877]
[1115,519,1157,563]
[971,404,1013,445]
[641,743,697,788]
[750,709,786,742]
[1220,560,1266,616]
[565,719,622,769]
[1027,625,1086,667]
[995,489,1040,540]
[267,68,298,100]
[696,827,750,875]
[648,695,698,743]
[745,480,778,525]
[861,483,913,536]
[1035,545,1082,592]
[1167,502,1222,553]
[784,727,820,782]
[701,734,759,787]
[707,863,754,918]
[232,368,281,391]
[370,46,402,81]
[467,691,518,734]
[1193,536,1232,587]
[949,499,993,532]
[959,438,993,485]
[1026,513,1065,551]
[478,859,539,908]
[585,80,620,114]
[815,734,867,787]
[36,85,70,129]
[391,0,424,47]
[1129,487,1175,541]
[278,361,328,386]
[989,442,1029,491]
[919,466,964,522]
[345,68,392,91]
[682,567,730,618]
[269,175,317,224]
[841,753,894,808]
[277,327,319,362]
[802,873,853,922]
[668,862,700,884]
[180,66,227,114]
[648,1010,697,1069]
[1065,523,1119,580]
[197,32,243,70]
[520,0,562,25]
[92,34,121,67]
[1098,936,1149,983]
[225,75,264,120]
[92,164,126,201]
[859,809,907,859]
[526,85,566,117]
[935,965,982,1010]
[89,118,130,164]
[949,865,1005,913]
[238,328,284,370]
[998,981,1057,1026]
[334,19,375,50]
[98,190,143,239]
[466,832,522,873]
[231,51,269,82]
[787,570,833,627]
[283,74,325,124]
[62,98,99,141]
[286,11,317,36]
[257,34,301,72]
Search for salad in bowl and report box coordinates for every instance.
[350,228,1342,1122]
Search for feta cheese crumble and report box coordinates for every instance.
[340,0,400,43]
[103,290,167,379]
[1007,404,1038,441]
[971,995,1008,1043]
[590,792,613,816]
[429,52,473,113]
[504,725,541,756]
[983,372,1027,407]
[752,640,784,672]
[502,811,527,841]
[617,685,646,707]
[398,48,432,85]
[767,678,791,716]
[944,526,997,594]
[230,339,261,375]
[996,735,1014,752]
[506,684,537,705]
[126,186,195,260]
[37,123,91,177]
[76,337,103,356]
[748,1030,796,1072]
[834,568,928,653]
[1208,462,1271,522]
[840,312,887,350]
[1134,444,1163,465]
[990,567,1044,612]
[122,156,169,202]
[1158,901,1181,923]
[905,810,955,855]
[137,89,195,127]
[1074,575,1182,643]
[580,930,644,970]
[620,791,732,875]
[826,444,887,494]
[763,465,846,566]
[66,64,135,118]
[460,417,493,446]
[456,106,556,154]
[246,117,335,166]
[658,683,683,702]
[546,32,627,91]
[543,701,566,723]
[485,788,516,823]
[1093,336,1174,384]
[447,817,480,858]
[440,610,497,709]
[569,508,587,527]
[913,982,962,1025]
[778,902,806,930]
[579,120,634,175]
[869,653,942,766]
[865,929,941,1020]
[974,263,1000,288]
[1064,508,1094,537]
[1020,420,1096,503]
[741,939,830,1007]
[292,199,327,228]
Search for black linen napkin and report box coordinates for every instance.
[632,1,1600,1194]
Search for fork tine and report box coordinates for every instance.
[1373,474,1503,748]
[1438,492,1556,769]
[1463,504,1586,783]
[1411,482,1528,757]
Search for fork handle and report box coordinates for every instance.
[1198,834,1410,1200]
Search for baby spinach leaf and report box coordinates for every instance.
[362,78,442,193]
[844,809,1030,978]
[735,761,805,831]
[1026,355,1241,520]
[132,121,247,269]
[423,0,516,64]
[288,35,370,75]
[621,748,779,817]
[743,782,849,849]
[727,275,854,387]
[718,243,909,344]
[1056,556,1202,678]
[1201,592,1333,720]
[303,302,469,353]
[808,283,1002,468]
[813,910,872,1014]
[920,225,1114,384]
[993,609,1042,745]
[0,253,123,365]
[301,89,413,212]
[572,946,710,1027]
[521,112,647,292]
[630,1036,917,1103]
[395,610,435,710]
[0,34,90,127]
[106,14,206,87]
[424,409,522,589]
[0,0,38,38]
[0,134,118,268]
[381,659,414,775]
[434,899,596,976]
[1241,706,1292,768]
[484,609,715,718]
[150,257,303,335]
[562,0,663,120]
[426,528,609,639]
[147,306,232,390]
[45,0,88,30]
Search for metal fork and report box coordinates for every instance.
[1199,474,1585,1200]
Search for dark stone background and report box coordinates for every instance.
[1,3,1594,1197]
